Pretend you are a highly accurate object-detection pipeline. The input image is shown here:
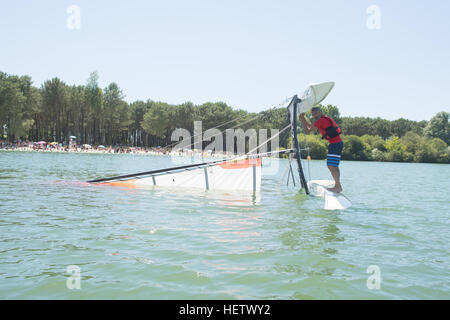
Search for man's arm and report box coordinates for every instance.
[299,113,315,133]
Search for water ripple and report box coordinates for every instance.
[0,153,448,299]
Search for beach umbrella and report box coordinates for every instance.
[37,141,46,145]
[83,144,92,149]
[50,142,58,145]
[98,145,106,149]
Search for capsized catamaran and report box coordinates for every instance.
[88,82,351,210]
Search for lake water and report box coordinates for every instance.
[0,151,449,299]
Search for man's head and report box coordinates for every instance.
[311,106,323,121]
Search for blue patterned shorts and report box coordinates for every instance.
[327,142,343,167]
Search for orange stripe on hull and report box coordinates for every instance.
[218,158,261,169]
[99,179,139,188]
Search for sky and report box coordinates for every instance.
[0,0,449,121]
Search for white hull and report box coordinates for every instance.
[99,158,261,192]
[307,180,352,210]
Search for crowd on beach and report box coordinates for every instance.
[0,139,230,158]
[0,139,179,154]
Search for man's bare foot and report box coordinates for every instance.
[326,186,343,193]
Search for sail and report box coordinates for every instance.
[297,82,335,113]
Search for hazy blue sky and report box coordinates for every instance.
[1,0,449,120]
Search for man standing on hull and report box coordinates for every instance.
[299,106,343,193]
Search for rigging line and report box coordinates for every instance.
[278,118,291,151]
[299,123,312,181]
[165,112,260,150]
[287,155,296,187]
[245,123,292,156]
[249,95,295,117]
[89,148,294,183]
[247,148,295,158]
[279,158,291,186]
[162,95,295,151]
[218,122,292,162]
[87,158,231,183]
[88,139,294,183]
[89,101,295,184]
[167,112,264,152]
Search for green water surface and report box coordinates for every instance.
[0,151,448,299]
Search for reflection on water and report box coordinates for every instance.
[208,208,262,244]
[95,183,262,207]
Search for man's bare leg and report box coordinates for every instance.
[327,165,342,193]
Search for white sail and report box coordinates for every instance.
[297,82,335,113]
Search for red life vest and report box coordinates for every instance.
[317,115,342,141]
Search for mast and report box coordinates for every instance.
[287,95,309,195]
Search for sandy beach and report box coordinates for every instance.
[0,140,255,159]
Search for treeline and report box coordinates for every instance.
[0,70,449,163]
[0,71,286,147]
[300,108,449,163]
[300,133,449,164]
